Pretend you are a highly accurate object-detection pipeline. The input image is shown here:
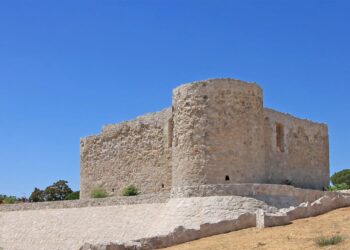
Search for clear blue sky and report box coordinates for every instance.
[1,1,349,197]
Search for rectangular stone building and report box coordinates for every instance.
[80,78,329,199]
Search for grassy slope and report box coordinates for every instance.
[164,207,350,250]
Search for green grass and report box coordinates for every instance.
[90,187,107,199]
[314,235,343,247]
[122,185,138,196]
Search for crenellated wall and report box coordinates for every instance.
[80,78,329,199]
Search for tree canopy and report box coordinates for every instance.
[331,169,350,186]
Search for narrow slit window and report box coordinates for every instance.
[168,118,173,148]
[276,123,285,152]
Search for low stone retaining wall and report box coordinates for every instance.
[80,213,257,250]
[257,193,350,228]
[171,184,333,208]
[79,193,350,250]
[2,184,339,212]
[0,192,170,212]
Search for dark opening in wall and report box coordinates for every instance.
[112,188,115,192]
[276,123,285,152]
[161,183,164,188]
[225,175,230,181]
[168,118,173,148]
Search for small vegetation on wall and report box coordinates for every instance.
[91,187,108,198]
[122,185,138,196]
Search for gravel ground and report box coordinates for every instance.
[0,196,276,250]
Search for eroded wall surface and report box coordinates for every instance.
[80,109,172,199]
[172,79,266,188]
[264,108,329,189]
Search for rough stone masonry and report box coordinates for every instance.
[80,78,329,199]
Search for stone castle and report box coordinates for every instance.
[80,78,329,199]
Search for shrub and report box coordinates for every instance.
[315,235,343,247]
[65,191,80,200]
[2,196,16,204]
[91,187,107,198]
[122,185,138,196]
[327,183,350,191]
[331,169,350,186]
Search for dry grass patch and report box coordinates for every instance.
[315,235,343,247]
[164,207,350,250]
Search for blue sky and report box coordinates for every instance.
[1,1,349,197]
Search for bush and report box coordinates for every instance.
[331,169,350,186]
[327,183,350,191]
[2,196,16,204]
[65,191,80,200]
[315,235,343,247]
[91,187,107,198]
[122,185,138,196]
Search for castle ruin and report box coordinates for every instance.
[80,78,329,199]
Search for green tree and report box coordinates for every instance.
[29,188,45,202]
[331,169,350,186]
[44,180,73,201]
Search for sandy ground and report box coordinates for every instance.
[164,207,350,250]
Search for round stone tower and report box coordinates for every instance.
[171,78,266,194]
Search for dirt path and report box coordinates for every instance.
[164,207,350,250]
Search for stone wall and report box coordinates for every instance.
[172,79,266,188]
[80,109,172,199]
[264,108,329,189]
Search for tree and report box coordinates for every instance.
[44,180,73,201]
[29,188,45,202]
[331,169,350,186]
